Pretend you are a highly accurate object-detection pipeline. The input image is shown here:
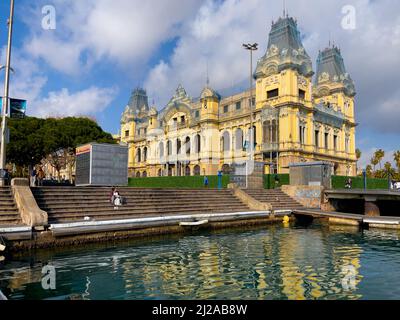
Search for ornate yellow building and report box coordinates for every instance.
[120,15,357,178]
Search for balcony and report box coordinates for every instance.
[261,142,279,152]
[133,135,147,142]
[167,121,188,132]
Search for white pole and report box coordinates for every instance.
[0,0,15,186]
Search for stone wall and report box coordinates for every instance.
[228,184,272,211]
[11,178,48,227]
[281,185,324,209]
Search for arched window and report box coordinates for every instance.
[248,126,256,146]
[194,165,201,176]
[136,171,141,178]
[159,142,164,158]
[195,134,201,153]
[222,131,230,152]
[137,149,142,163]
[167,140,172,156]
[185,165,191,176]
[176,139,181,154]
[143,147,148,162]
[263,120,277,144]
[263,121,269,144]
[271,121,277,144]
[185,137,191,155]
[142,171,147,178]
[235,128,244,150]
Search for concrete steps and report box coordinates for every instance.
[0,187,21,226]
[245,189,304,210]
[32,187,251,224]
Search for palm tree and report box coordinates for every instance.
[355,148,362,174]
[394,151,400,172]
[375,149,385,170]
[366,165,373,178]
[371,156,379,172]
[356,149,362,160]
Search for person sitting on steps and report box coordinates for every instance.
[113,188,123,210]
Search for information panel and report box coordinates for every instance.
[75,145,91,186]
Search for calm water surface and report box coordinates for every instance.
[1,222,400,300]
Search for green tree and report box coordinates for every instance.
[6,117,116,176]
[370,156,379,172]
[394,151,400,172]
[6,117,47,167]
[355,148,362,174]
[366,165,373,178]
[374,149,385,170]
[375,162,396,179]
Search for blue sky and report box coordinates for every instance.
[0,0,399,167]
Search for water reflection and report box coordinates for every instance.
[1,224,400,300]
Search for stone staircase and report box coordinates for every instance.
[31,187,252,224]
[245,188,304,211]
[0,187,21,226]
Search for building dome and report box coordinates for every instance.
[200,86,221,101]
[149,107,158,116]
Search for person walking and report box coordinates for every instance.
[3,169,10,186]
[30,167,37,187]
[274,174,280,189]
[37,167,45,186]
[204,176,209,188]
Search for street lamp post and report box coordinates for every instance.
[243,43,258,188]
[0,0,15,186]
[242,43,258,151]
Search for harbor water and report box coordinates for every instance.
[1,222,400,300]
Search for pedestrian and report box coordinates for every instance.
[113,188,123,210]
[345,177,353,189]
[204,176,209,188]
[3,169,10,186]
[37,167,45,186]
[274,174,280,189]
[30,167,37,187]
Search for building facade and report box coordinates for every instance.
[120,15,357,178]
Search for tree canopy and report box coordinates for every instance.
[6,116,116,167]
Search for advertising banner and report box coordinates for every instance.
[0,97,27,118]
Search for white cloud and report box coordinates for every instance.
[22,0,203,75]
[143,0,400,136]
[34,86,118,118]
[0,47,117,118]
[11,0,400,139]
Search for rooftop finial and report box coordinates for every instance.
[283,0,286,17]
[328,30,331,48]
[206,59,210,87]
